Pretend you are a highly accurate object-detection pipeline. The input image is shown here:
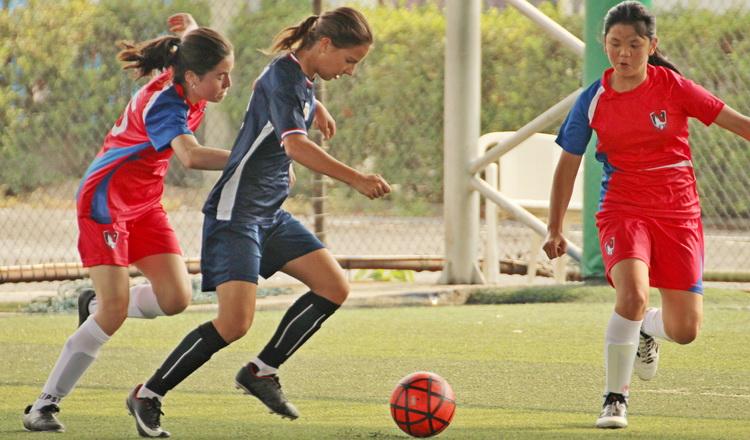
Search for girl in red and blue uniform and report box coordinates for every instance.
[544,1,750,429]
[23,17,233,434]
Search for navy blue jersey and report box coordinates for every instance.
[203,53,316,222]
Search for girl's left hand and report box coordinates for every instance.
[313,101,336,140]
[168,13,199,37]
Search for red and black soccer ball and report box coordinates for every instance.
[390,371,456,438]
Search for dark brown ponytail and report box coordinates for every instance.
[117,27,233,84]
[268,6,372,54]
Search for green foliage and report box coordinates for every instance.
[223,3,581,212]
[0,0,210,194]
[352,268,415,282]
[2,2,748,220]
[657,7,750,218]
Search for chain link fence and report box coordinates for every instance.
[1,0,748,289]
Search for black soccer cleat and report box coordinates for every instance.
[77,288,96,327]
[235,364,299,420]
[126,384,170,438]
[23,404,65,432]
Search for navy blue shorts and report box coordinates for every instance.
[200,210,324,291]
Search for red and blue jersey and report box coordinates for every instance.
[77,70,206,223]
[556,64,724,218]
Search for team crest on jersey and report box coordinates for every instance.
[650,110,667,131]
[605,237,615,256]
[103,231,119,249]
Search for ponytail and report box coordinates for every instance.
[269,15,319,54]
[116,27,232,85]
[267,7,372,55]
[648,48,680,74]
[117,36,181,78]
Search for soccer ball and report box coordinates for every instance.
[389,371,456,438]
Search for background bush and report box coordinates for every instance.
[1,0,748,219]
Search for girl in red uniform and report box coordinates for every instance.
[545,1,750,429]
[23,17,233,433]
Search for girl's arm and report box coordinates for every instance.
[713,104,750,141]
[543,150,583,259]
[171,134,229,170]
[314,99,336,140]
[283,134,390,199]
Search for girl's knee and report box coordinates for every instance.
[323,278,349,304]
[670,325,700,345]
[160,287,192,315]
[215,316,253,343]
[616,287,649,318]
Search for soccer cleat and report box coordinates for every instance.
[596,392,628,429]
[126,384,170,438]
[235,364,299,420]
[23,404,65,432]
[77,288,96,327]
[635,330,660,381]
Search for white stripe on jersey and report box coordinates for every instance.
[587,85,606,123]
[142,82,172,124]
[216,122,276,221]
[642,159,693,171]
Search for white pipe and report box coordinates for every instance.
[470,88,581,173]
[441,0,484,284]
[471,175,582,262]
[484,164,499,283]
[505,0,585,57]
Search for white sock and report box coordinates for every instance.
[642,307,673,342]
[88,284,165,319]
[128,284,165,319]
[136,384,164,402]
[252,357,278,376]
[31,317,110,411]
[604,311,642,397]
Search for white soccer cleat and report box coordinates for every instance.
[596,393,628,429]
[635,331,660,381]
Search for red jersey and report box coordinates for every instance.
[76,70,206,223]
[556,64,725,218]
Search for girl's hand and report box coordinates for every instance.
[167,13,199,37]
[542,230,567,260]
[352,173,391,199]
[313,101,336,140]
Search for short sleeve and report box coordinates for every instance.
[144,97,192,152]
[673,75,725,126]
[556,85,598,155]
[269,84,308,141]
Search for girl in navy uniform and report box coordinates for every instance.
[126,7,390,437]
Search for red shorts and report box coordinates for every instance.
[77,206,182,267]
[596,214,704,293]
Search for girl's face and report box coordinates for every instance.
[188,53,234,103]
[604,23,656,80]
[315,39,370,81]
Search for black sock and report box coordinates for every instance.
[257,291,340,368]
[145,321,228,396]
